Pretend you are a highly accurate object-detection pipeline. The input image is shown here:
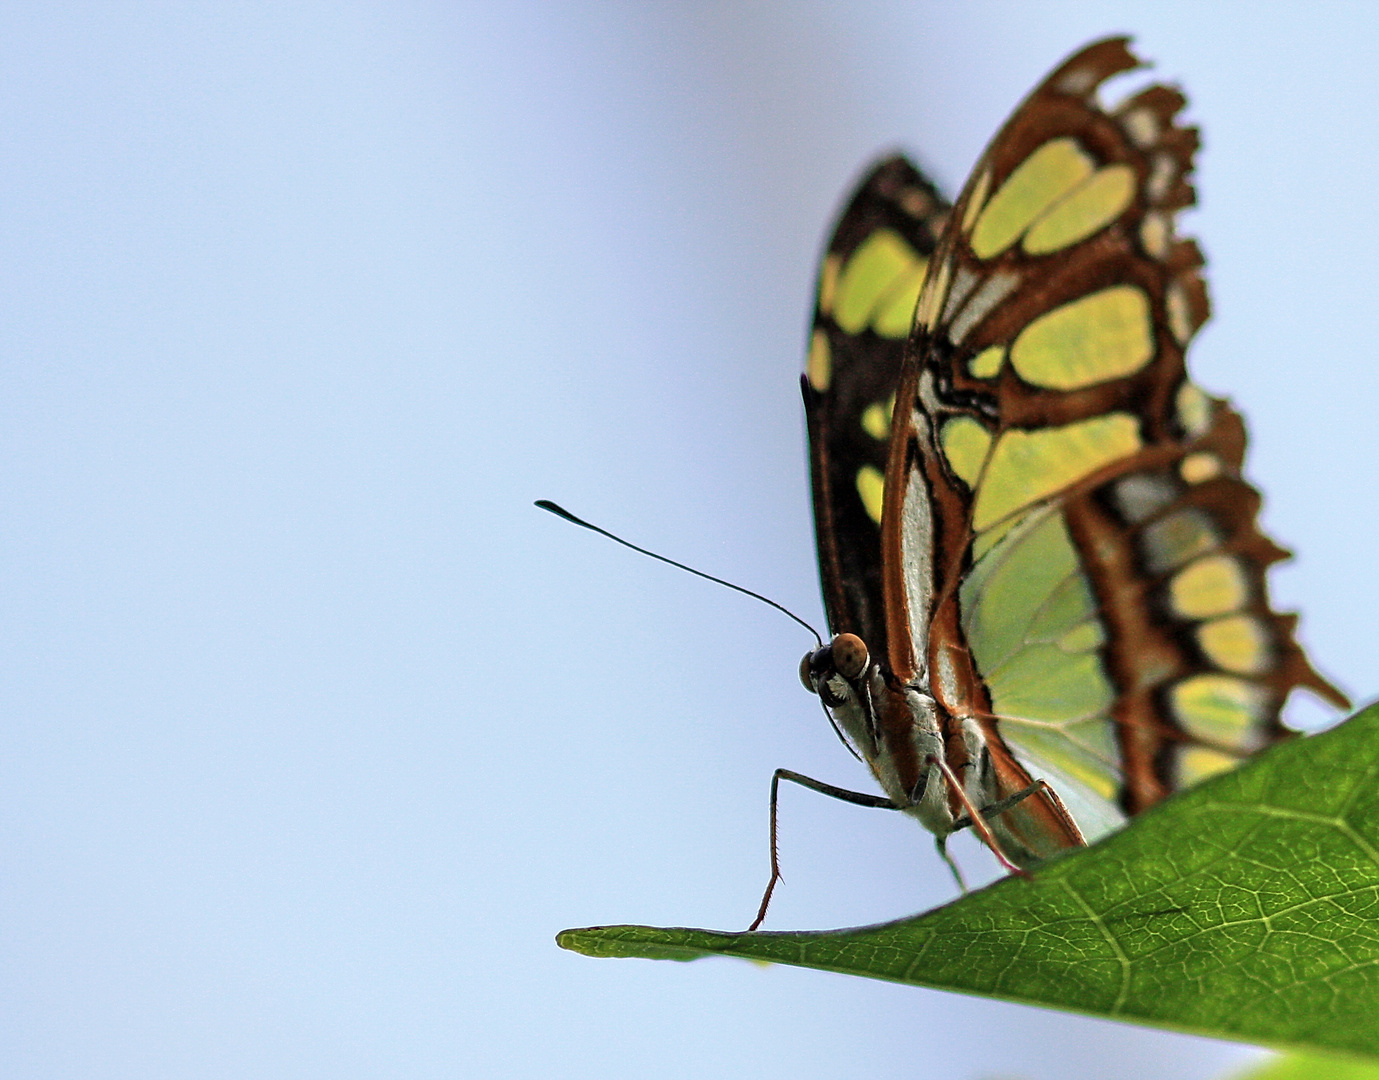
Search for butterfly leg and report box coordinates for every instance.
[951,779,1050,830]
[933,834,969,893]
[747,768,899,932]
[924,754,1031,879]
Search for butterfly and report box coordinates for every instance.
[760,37,1348,927]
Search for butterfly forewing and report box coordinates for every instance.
[880,37,1346,844]
[804,157,949,658]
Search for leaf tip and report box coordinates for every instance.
[556,924,727,962]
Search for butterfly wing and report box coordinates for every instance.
[882,38,1347,848]
[803,157,949,658]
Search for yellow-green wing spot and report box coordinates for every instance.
[816,253,841,316]
[1147,155,1178,204]
[1120,106,1160,148]
[872,260,928,338]
[855,464,885,525]
[1197,614,1272,675]
[1176,745,1242,784]
[1109,472,1177,523]
[1010,285,1154,390]
[968,345,1005,379]
[970,138,1094,259]
[1140,508,1220,573]
[860,394,894,442]
[1140,211,1170,259]
[940,416,992,487]
[1169,672,1270,752]
[914,254,952,331]
[832,229,927,337]
[806,329,831,391]
[1176,381,1211,436]
[1057,620,1105,653]
[972,413,1142,531]
[1179,452,1222,484]
[1168,554,1249,620]
[960,166,993,234]
[1023,164,1136,255]
[1166,280,1195,344]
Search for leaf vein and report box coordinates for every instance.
[1060,877,1131,1012]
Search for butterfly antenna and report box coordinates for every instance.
[536,500,823,646]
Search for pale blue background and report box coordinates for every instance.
[3,4,1375,1079]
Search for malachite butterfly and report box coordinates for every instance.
[774,37,1348,926]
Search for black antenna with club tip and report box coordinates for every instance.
[535,500,823,646]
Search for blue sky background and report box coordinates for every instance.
[3,4,1376,1078]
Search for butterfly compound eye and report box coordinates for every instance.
[799,652,816,692]
[830,633,868,680]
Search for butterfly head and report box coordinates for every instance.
[799,631,884,763]
[799,632,871,707]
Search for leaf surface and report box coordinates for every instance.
[1232,1051,1379,1079]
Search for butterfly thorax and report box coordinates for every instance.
[801,635,958,837]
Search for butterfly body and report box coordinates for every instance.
[803,644,951,827]
[796,37,1347,876]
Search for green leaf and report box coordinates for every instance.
[1230,1051,1379,1080]
[559,703,1379,1059]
